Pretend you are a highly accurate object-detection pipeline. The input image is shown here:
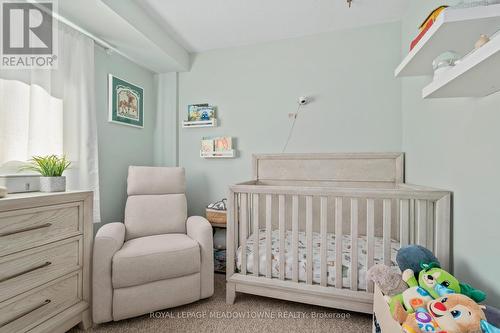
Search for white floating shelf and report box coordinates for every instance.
[423,34,500,98]
[395,4,500,77]
[200,150,236,158]
[182,119,217,128]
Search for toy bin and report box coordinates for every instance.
[373,284,404,333]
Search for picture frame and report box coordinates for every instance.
[108,74,144,128]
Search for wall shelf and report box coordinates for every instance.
[200,150,236,158]
[395,4,500,77]
[423,34,500,98]
[182,119,217,128]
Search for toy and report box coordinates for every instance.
[485,305,500,328]
[367,264,408,296]
[388,263,462,323]
[475,34,490,49]
[396,245,440,277]
[410,6,448,50]
[482,320,500,333]
[402,294,492,333]
[213,228,226,250]
[402,298,444,333]
[388,263,487,324]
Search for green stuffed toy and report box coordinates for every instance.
[386,262,487,324]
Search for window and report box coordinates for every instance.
[0,79,63,173]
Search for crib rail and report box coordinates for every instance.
[227,182,451,294]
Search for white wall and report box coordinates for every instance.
[178,22,402,216]
[401,1,500,306]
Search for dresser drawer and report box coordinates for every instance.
[0,273,80,333]
[0,238,81,302]
[0,203,81,257]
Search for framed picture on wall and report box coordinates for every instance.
[108,74,144,128]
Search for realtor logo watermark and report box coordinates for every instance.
[1,0,58,68]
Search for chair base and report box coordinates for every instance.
[112,272,201,321]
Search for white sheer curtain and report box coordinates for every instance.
[0,24,101,222]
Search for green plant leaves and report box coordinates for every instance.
[20,155,71,177]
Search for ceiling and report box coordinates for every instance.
[138,0,410,53]
[59,0,190,72]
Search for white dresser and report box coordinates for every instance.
[0,191,93,333]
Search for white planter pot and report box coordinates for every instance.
[39,176,66,193]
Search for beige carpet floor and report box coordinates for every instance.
[70,273,372,333]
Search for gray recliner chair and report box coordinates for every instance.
[92,166,214,323]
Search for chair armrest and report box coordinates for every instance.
[92,222,125,324]
[187,216,214,299]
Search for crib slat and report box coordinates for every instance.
[366,199,375,292]
[427,201,435,251]
[227,192,236,277]
[416,199,427,246]
[383,199,392,266]
[435,194,451,271]
[410,199,416,244]
[320,197,328,287]
[279,195,286,280]
[306,196,313,285]
[395,198,400,248]
[265,194,272,278]
[234,194,240,263]
[400,199,410,247]
[350,198,358,291]
[241,193,248,275]
[335,197,343,289]
[292,195,299,283]
[253,194,260,277]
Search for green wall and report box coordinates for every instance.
[178,22,403,216]
[94,47,157,230]
[401,1,500,306]
[93,11,499,307]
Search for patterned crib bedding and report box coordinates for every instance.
[236,229,399,290]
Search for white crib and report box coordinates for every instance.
[226,153,451,313]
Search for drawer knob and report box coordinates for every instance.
[0,223,52,237]
[0,261,52,283]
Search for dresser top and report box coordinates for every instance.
[0,191,93,211]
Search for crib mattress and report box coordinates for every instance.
[236,229,399,290]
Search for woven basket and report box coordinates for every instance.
[206,208,227,224]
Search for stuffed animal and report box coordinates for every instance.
[396,245,440,278]
[388,263,487,324]
[402,294,489,333]
[387,263,462,323]
[367,264,408,296]
[482,320,500,333]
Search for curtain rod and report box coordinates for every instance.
[29,1,134,61]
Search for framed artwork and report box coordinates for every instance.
[108,74,144,128]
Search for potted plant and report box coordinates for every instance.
[22,155,71,192]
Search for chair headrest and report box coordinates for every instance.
[127,166,186,195]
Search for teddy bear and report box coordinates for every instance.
[401,294,491,333]
[366,264,409,297]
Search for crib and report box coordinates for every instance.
[226,153,451,313]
